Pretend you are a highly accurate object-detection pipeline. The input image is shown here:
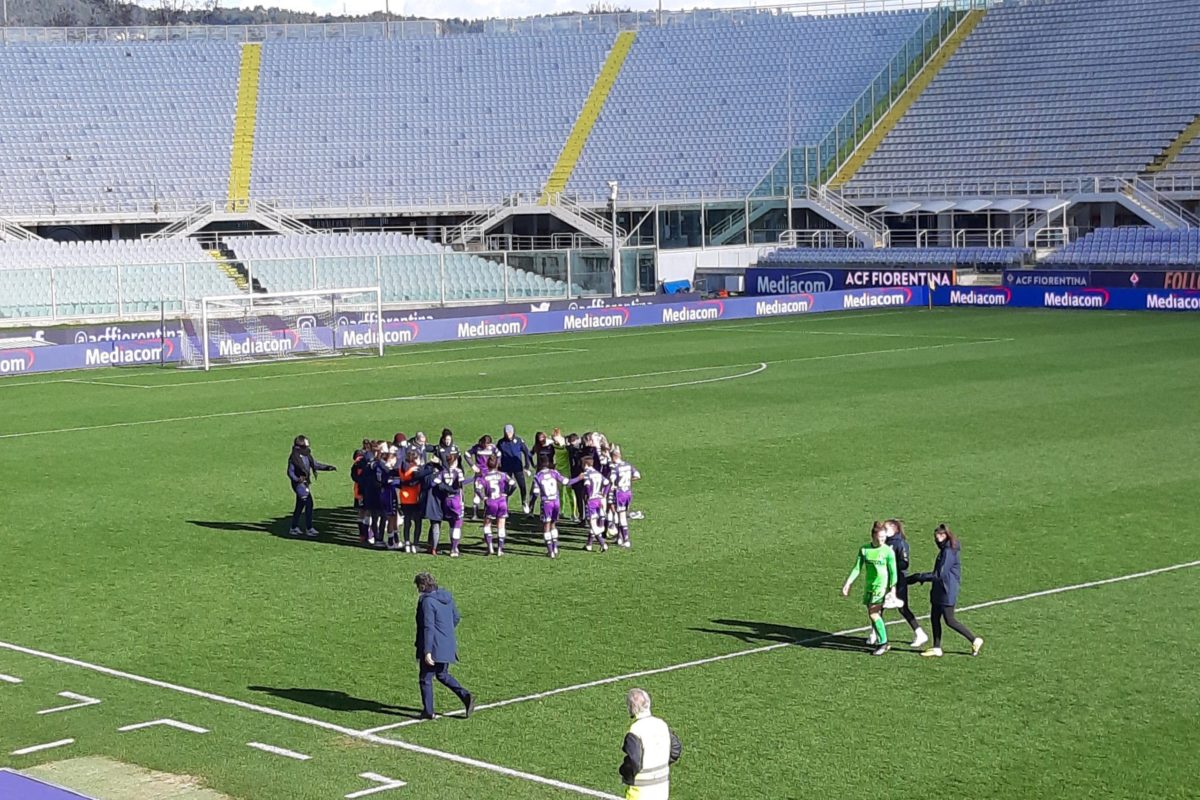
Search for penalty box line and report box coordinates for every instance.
[362,558,1200,734]
[0,647,620,799]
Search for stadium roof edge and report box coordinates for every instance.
[0,0,978,44]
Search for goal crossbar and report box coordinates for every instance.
[182,286,384,371]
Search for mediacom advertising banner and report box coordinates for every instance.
[747,267,955,295]
[1,287,929,377]
[934,285,1200,312]
[1004,269,1200,290]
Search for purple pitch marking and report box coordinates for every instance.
[0,770,99,800]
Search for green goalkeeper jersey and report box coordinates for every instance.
[847,544,898,596]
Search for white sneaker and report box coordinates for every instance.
[972,637,984,657]
[911,629,929,649]
[866,631,878,646]
[921,647,944,658]
[584,544,592,552]
[522,503,530,515]
[288,527,302,536]
[450,551,460,558]
[306,528,319,537]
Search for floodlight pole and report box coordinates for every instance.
[608,180,619,297]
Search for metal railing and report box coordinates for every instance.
[0,247,660,326]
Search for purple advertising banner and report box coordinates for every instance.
[2,293,702,346]
[934,284,1200,312]
[0,287,927,377]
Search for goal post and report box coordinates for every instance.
[179,287,384,370]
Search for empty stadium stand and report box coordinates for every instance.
[1042,228,1200,267]
[759,245,1030,268]
[221,233,583,303]
[847,0,1200,189]
[0,240,238,319]
[0,43,239,214]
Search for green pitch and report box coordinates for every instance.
[1,307,1198,800]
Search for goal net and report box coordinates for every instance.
[179,287,384,370]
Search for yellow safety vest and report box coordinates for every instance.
[626,713,671,800]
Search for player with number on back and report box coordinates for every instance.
[477,455,516,557]
[607,445,641,549]
[569,455,611,553]
[532,454,569,559]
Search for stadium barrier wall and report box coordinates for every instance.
[1002,269,1200,290]
[934,285,1200,312]
[0,287,927,377]
[746,266,956,294]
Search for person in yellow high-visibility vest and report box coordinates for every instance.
[619,689,681,800]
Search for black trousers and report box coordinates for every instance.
[504,469,528,504]
[931,603,977,648]
[291,493,313,530]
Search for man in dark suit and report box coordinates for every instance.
[414,572,475,720]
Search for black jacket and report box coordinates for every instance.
[888,533,911,576]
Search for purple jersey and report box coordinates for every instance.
[434,467,467,501]
[610,461,640,491]
[470,445,497,475]
[479,470,513,501]
[575,467,609,502]
[534,469,567,503]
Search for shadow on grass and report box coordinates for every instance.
[248,686,422,718]
[188,503,598,559]
[689,619,872,653]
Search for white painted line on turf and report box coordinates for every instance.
[0,338,1004,440]
[37,691,101,715]
[11,739,75,756]
[345,772,407,799]
[118,719,209,734]
[0,643,621,799]
[247,741,312,761]
[0,673,21,683]
[62,379,154,390]
[361,558,1200,733]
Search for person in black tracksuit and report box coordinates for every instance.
[910,524,984,658]
[879,519,928,649]
[287,435,336,536]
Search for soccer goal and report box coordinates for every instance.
[179,287,384,370]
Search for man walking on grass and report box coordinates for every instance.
[414,572,475,720]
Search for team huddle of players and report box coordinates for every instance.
[349,427,641,558]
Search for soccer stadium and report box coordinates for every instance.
[1,0,1198,797]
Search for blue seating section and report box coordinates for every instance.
[0,240,238,319]
[850,0,1200,187]
[760,246,1029,267]
[1163,136,1200,177]
[1042,228,1200,266]
[0,43,239,213]
[568,11,929,200]
[252,35,613,206]
[224,233,582,303]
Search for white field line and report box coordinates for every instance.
[118,719,209,734]
[345,772,408,799]
[10,739,75,756]
[247,741,312,761]
[0,338,1005,440]
[0,641,619,799]
[62,379,156,390]
[36,691,101,715]
[362,558,1200,734]
[0,673,22,683]
[0,308,922,391]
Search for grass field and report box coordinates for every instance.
[1,306,1198,800]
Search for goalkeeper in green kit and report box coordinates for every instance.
[841,521,898,657]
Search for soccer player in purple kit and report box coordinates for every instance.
[433,453,471,558]
[569,455,611,552]
[375,447,402,550]
[532,454,568,558]
[467,435,496,521]
[607,445,641,548]
[477,455,516,556]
